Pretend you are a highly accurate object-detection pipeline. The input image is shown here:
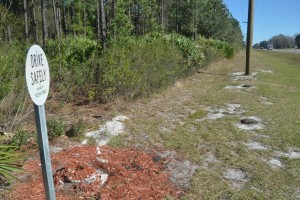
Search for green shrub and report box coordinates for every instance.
[66,120,85,138]
[202,38,235,59]
[46,37,98,86]
[47,118,66,140]
[163,34,206,69]
[10,130,33,147]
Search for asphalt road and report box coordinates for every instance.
[272,48,300,54]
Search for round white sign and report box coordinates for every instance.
[25,45,50,105]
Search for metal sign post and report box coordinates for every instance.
[34,104,56,200]
[26,45,56,200]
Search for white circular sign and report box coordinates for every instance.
[26,45,50,105]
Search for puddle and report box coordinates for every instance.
[82,116,129,146]
[223,168,249,190]
[236,116,265,131]
[245,142,268,150]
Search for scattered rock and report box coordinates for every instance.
[268,158,284,168]
[229,72,257,81]
[262,101,274,105]
[257,69,273,73]
[167,160,198,190]
[197,104,245,122]
[229,72,245,76]
[113,115,129,122]
[275,148,300,159]
[226,104,242,114]
[146,150,199,190]
[50,146,63,153]
[158,150,177,159]
[96,169,109,186]
[294,189,300,200]
[224,85,244,90]
[0,131,14,139]
[225,84,255,90]
[82,115,129,146]
[223,168,249,190]
[245,142,268,150]
[198,112,225,121]
[260,96,274,105]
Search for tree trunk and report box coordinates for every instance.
[111,0,115,20]
[99,0,107,49]
[24,0,29,42]
[176,0,178,33]
[97,1,101,40]
[52,0,59,38]
[30,0,38,43]
[62,2,67,36]
[41,0,48,47]
[193,1,197,40]
[57,4,62,37]
[70,3,76,37]
[160,0,164,32]
[6,25,12,43]
[83,0,87,37]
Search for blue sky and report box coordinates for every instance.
[223,0,300,44]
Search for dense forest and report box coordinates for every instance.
[0,0,243,131]
[0,0,243,45]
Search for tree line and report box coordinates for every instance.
[0,0,243,48]
[254,34,298,49]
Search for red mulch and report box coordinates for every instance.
[12,146,183,199]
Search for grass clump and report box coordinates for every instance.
[47,118,66,141]
[188,110,208,120]
[9,130,33,148]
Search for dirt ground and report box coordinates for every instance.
[3,96,187,199]
[11,145,183,199]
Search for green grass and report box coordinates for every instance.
[109,50,300,199]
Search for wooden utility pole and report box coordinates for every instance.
[245,0,254,75]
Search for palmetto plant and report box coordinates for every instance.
[0,145,24,183]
